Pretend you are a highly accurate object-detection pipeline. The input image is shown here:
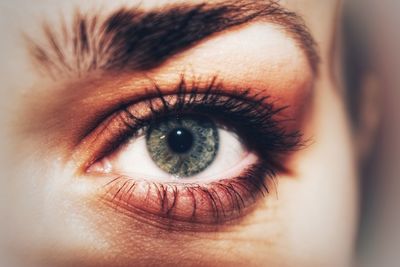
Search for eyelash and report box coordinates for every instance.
[85,76,302,228]
[102,163,273,230]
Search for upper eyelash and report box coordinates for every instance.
[117,76,303,159]
[82,75,303,173]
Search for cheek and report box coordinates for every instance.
[273,81,358,266]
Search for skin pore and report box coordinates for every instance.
[0,0,359,267]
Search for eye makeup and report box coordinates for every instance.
[77,76,303,228]
[101,163,272,228]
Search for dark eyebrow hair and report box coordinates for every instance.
[27,0,319,79]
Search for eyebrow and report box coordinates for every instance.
[27,0,319,79]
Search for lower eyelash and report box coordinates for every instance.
[100,161,275,230]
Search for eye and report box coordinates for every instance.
[80,77,302,228]
[89,114,255,182]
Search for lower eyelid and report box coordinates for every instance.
[99,162,273,228]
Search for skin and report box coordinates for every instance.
[0,0,362,266]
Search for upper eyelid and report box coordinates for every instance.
[25,0,319,80]
[80,77,268,139]
[17,67,313,161]
[74,79,302,172]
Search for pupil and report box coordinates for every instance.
[167,127,194,154]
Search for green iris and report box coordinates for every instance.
[146,115,219,177]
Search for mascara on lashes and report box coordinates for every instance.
[81,77,302,227]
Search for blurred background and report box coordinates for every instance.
[345,0,400,266]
